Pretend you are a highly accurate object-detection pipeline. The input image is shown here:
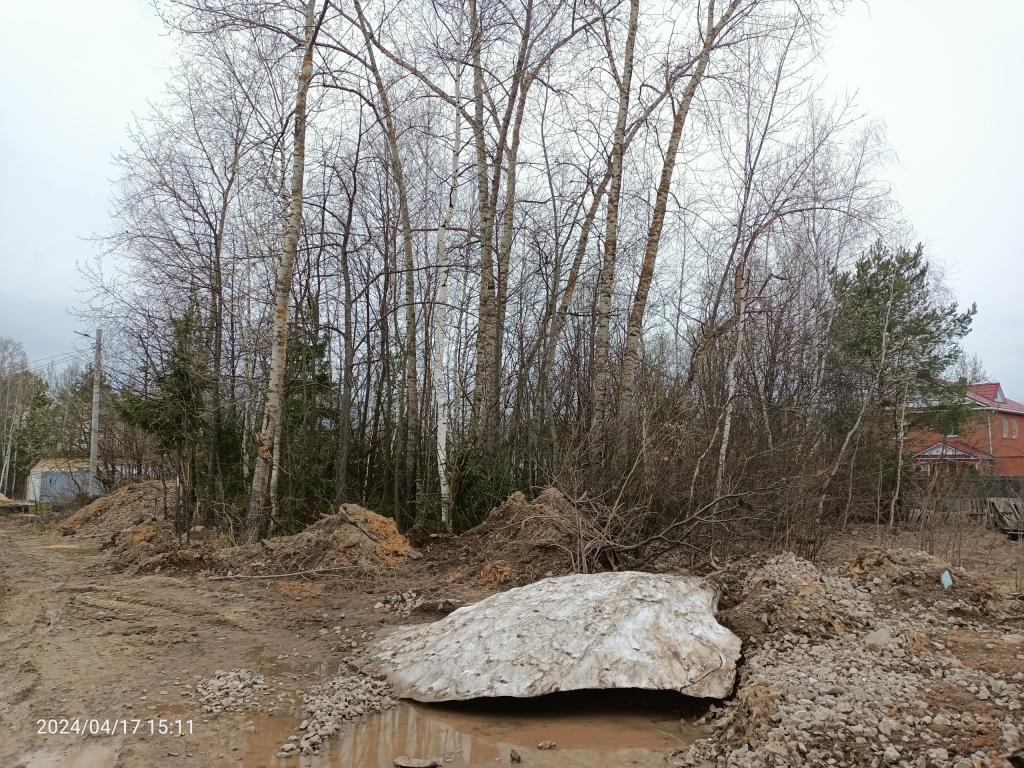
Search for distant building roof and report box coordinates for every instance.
[966,382,1024,416]
[29,458,92,473]
[914,438,994,462]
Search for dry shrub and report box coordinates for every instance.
[432,488,578,586]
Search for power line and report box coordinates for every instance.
[0,352,92,385]
[21,348,92,367]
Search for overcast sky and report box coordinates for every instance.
[1,1,1022,392]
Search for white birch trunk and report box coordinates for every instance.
[434,41,464,531]
[244,0,319,543]
[714,266,748,500]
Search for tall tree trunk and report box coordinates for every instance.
[889,379,909,527]
[334,143,359,503]
[244,0,319,543]
[354,0,419,522]
[468,0,498,449]
[619,0,740,408]
[206,159,236,522]
[434,48,463,530]
[714,262,749,500]
[590,0,640,440]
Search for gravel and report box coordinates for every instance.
[194,668,270,714]
[671,553,1024,768]
[277,673,396,756]
[374,591,425,618]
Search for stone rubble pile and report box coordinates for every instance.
[276,674,396,757]
[671,553,1024,768]
[374,591,425,617]
[194,669,270,713]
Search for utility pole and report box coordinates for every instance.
[89,328,101,497]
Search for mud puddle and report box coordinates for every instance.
[226,690,703,767]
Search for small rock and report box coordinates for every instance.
[537,740,556,750]
[393,759,438,768]
[864,627,894,650]
[510,749,522,763]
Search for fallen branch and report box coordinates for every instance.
[208,565,371,581]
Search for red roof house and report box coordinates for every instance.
[912,382,1024,477]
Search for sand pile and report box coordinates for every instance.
[56,481,176,540]
[211,504,416,577]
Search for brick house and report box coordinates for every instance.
[912,382,1024,478]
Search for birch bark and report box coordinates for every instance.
[434,44,464,530]
[244,0,320,543]
[618,0,740,409]
[590,0,640,439]
[354,0,419,519]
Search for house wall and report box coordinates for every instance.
[26,470,91,502]
[912,410,1024,477]
[986,411,1024,476]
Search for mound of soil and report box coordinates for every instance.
[675,550,1024,767]
[56,481,176,540]
[211,504,416,577]
[425,488,576,588]
[53,481,187,572]
[716,552,873,642]
[846,546,1005,617]
[107,519,182,572]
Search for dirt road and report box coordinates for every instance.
[0,519,394,768]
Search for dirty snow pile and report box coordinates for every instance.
[671,552,1024,768]
[194,668,270,713]
[276,674,395,757]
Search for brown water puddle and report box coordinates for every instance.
[227,691,703,768]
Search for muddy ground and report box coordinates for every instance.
[0,514,495,768]
[1,491,1023,768]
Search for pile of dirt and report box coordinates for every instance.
[673,551,1024,768]
[845,546,1005,617]
[428,488,576,587]
[716,551,874,642]
[107,518,183,572]
[210,504,416,577]
[52,481,188,572]
[56,481,176,540]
